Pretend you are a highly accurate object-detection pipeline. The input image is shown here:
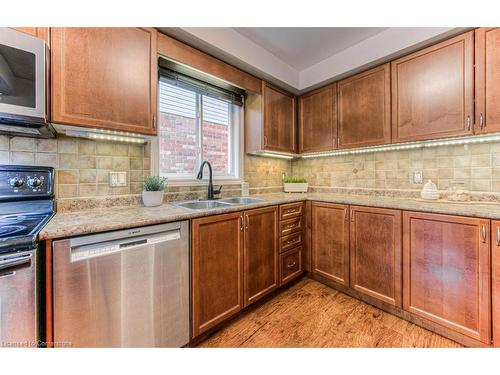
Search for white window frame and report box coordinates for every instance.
[151,89,244,186]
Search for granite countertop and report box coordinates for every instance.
[39,193,500,240]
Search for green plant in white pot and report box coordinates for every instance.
[142,176,166,207]
[283,177,308,193]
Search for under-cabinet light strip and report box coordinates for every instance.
[55,125,149,144]
[300,132,500,159]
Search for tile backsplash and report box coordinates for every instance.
[292,142,500,193]
[0,135,150,198]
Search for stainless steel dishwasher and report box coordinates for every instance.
[52,221,189,348]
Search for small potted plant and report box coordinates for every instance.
[142,176,166,207]
[283,177,308,193]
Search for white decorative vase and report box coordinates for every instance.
[283,183,309,193]
[142,190,164,207]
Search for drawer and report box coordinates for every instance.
[280,202,303,220]
[280,246,303,285]
[280,231,303,253]
[280,216,303,236]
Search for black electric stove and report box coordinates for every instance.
[0,165,54,347]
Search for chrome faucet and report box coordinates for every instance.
[196,160,222,200]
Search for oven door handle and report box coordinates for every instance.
[0,253,32,271]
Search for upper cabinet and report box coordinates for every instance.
[51,28,158,135]
[298,84,337,153]
[475,28,500,134]
[337,64,391,148]
[391,31,474,143]
[246,81,296,154]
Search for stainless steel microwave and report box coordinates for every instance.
[0,28,54,137]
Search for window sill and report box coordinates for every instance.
[165,179,243,187]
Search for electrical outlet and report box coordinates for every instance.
[109,172,127,187]
[413,171,423,184]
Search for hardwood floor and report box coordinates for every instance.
[197,277,462,348]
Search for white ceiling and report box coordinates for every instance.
[159,27,469,93]
[233,28,388,70]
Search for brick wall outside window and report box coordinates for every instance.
[159,112,229,176]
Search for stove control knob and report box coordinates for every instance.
[27,177,43,188]
[9,177,25,188]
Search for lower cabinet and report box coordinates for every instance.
[192,206,279,337]
[493,220,500,347]
[311,202,350,286]
[244,206,279,306]
[191,212,244,337]
[350,206,402,307]
[403,211,491,344]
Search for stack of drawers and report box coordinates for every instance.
[279,202,304,285]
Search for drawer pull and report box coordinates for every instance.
[287,261,296,268]
[286,239,298,245]
[285,223,296,229]
[287,209,297,214]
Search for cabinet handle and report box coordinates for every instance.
[240,216,243,231]
[481,224,486,243]
[344,209,348,221]
[263,136,268,146]
[496,226,500,246]
[245,215,249,230]
[287,261,296,268]
[466,116,471,131]
[350,209,354,222]
[480,113,485,129]
[152,115,156,130]
[285,223,296,229]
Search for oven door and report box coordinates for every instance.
[0,249,37,348]
[0,28,46,126]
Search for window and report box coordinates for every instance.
[157,79,242,181]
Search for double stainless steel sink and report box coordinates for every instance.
[174,197,265,211]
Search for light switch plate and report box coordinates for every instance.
[109,172,127,187]
[413,171,423,184]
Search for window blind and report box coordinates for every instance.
[159,67,244,107]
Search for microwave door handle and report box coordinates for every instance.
[0,253,32,271]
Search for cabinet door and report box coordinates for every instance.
[244,206,279,306]
[403,212,490,344]
[350,206,402,306]
[51,28,157,135]
[338,64,391,148]
[311,202,349,286]
[299,84,337,153]
[391,31,474,142]
[192,212,244,337]
[263,82,296,153]
[493,220,500,347]
[475,28,500,134]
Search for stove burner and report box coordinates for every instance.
[0,225,27,237]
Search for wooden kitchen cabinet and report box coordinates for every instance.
[391,31,474,142]
[192,206,280,336]
[475,28,500,134]
[298,84,337,153]
[246,81,296,154]
[311,202,350,286]
[350,206,402,307]
[337,64,391,148]
[192,212,244,337]
[244,206,279,306]
[51,27,158,135]
[403,211,491,344]
[493,220,500,347]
